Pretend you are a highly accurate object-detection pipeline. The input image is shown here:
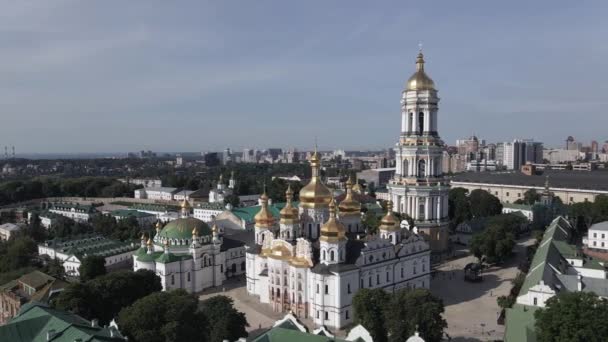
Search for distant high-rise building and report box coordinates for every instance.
[566,136,582,151]
[456,136,479,161]
[267,148,282,161]
[204,152,220,167]
[222,148,232,165]
[591,140,599,153]
[242,148,254,163]
[503,139,543,170]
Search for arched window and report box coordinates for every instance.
[330,250,335,261]
[418,159,426,177]
[389,235,393,243]
[322,250,326,260]
[241,261,246,271]
[408,112,413,132]
[418,112,424,135]
[403,159,409,176]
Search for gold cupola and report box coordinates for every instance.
[320,198,346,242]
[181,198,192,217]
[379,201,400,232]
[280,184,299,224]
[339,175,361,216]
[351,175,363,194]
[254,192,276,229]
[299,150,332,209]
[406,51,435,91]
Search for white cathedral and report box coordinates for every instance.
[387,50,450,253]
[133,200,246,293]
[246,106,432,329]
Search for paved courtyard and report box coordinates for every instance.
[198,237,534,341]
[198,277,297,339]
[431,237,535,341]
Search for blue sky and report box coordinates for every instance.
[1,1,607,153]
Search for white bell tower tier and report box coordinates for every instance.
[387,50,449,253]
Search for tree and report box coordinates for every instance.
[223,194,240,208]
[0,236,38,273]
[535,292,608,342]
[353,288,390,342]
[79,255,107,282]
[200,295,249,342]
[54,269,162,324]
[469,189,502,218]
[522,189,541,205]
[362,212,380,235]
[470,225,515,264]
[118,290,208,342]
[384,288,447,342]
[448,187,471,229]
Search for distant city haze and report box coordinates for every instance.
[1,1,607,154]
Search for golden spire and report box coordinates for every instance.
[299,144,332,209]
[147,238,153,247]
[181,198,191,210]
[255,190,275,229]
[406,49,435,91]
[379,201,399,232]
[351,175,363,194]
[140,232,146,240]
[320,198,346,242]
[280,184,299,223]
[212,223,219,234]
[192,226,198,238]
[155,221,162,232]
[339,175,360,215]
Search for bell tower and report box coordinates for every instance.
[388,50,449,253]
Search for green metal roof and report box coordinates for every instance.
[157,217,211,240]
[504,304,539,342]
[135,251,163,262]
[0,303,125,341]
[155,252,192,264]
[231,205,281,222]
[252,327,348,342]
[110,209,155,219]
[41,236,138,259]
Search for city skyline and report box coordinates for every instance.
[1,1,607,153]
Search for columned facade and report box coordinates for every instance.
[388,51,449,252]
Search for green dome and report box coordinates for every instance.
[157,217,212,240]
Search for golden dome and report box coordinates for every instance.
[147,238,153,246]
[406,52,435,91]
[320,199,346,242]
[267,244,293,260]
[339,175,361,215]
[254,192,276,229]
[299,150,333,209]
[351,176,364,194]
[280,184,299,223]
[379,201,399,232]
[155,221,162,231]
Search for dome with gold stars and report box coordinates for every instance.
[406,51,435,91]
[299,150,333,209]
